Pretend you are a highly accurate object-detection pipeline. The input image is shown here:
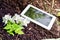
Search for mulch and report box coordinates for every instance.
[0,0,60,40]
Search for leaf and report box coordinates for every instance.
[12,23,18,30]
[4,24,11,29]
[15,28,20,33]
[3,19,24,36]
[19,26,24,29]
[18,30,24,34]
[15,28,24,34]
[7,30,14,36]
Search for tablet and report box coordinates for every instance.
[21,4,56,30]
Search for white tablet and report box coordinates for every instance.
[21,4,56,30]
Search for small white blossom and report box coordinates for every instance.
[2,14,14,24]
[12,14,20,20]
[22,19,30,26]
[12,14,30,26]
[12,14,24,23]
[3,14,30,26]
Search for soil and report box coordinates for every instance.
[0,0,60,40]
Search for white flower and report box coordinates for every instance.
[3,14,30,26]
[12,14,30,26]
[2,14,15,24]
[22,19,30,26]
[12,14,24,23]
[12,14,20,20]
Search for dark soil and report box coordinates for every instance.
[0,0,60,40]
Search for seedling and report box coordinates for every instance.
[2,14,30,36]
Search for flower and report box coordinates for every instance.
[12,14,24,23]
[2,14,30,26]
[12,14,30,26]
[22,19,30,26]
[2,14,14,24]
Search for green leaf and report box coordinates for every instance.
[15,28,20,33]
[7,30,14,36]
[3,20,24,36]
[18,30,24,34]
[4,24,11,29]
[12,23,18,30]
[15,28,24,34]
[19,26,24,29]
